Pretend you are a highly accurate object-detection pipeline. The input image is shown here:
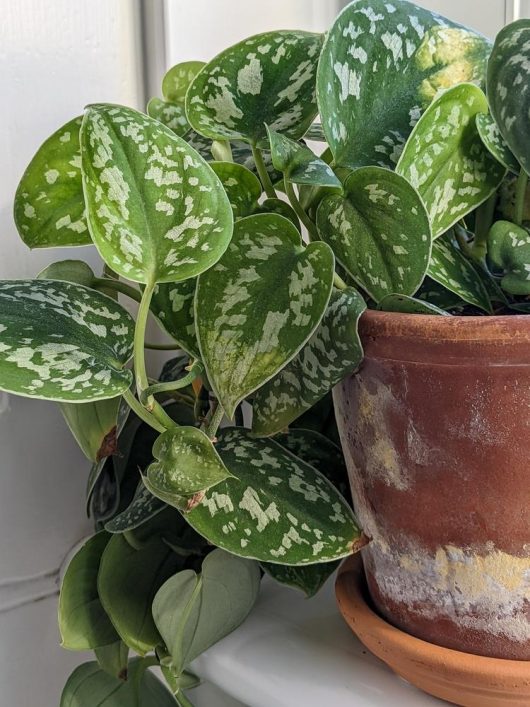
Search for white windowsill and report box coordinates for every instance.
[192,575,443,706]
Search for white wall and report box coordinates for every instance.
[0,2,143,704]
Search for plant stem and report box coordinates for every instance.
[141,362,203,404]
[122,388,166,433]
[454,223,474,258]
[251,144,276,198]
[284,178,319,240]
[93,278,142,303]
[202,401,225,440]
[333,272,348,291]
[134,282,176,430]
[144,341,180,350]
[470,193,496,264]
[175,690,195,707]
[514,168,528,226]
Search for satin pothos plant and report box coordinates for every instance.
[6,0,530,704]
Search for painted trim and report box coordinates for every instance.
[505,0,521,22]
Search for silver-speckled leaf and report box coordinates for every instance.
[186,31,323,146]
[316,167,431,302]
[487,219,530,295]
[147,98,189,135]
[210,161,262,217]
[0,280,134,401]
[150,279,199,358]
[377,293,449,315]
[396,83,506,238]
[144,427,233,498]
[262,561,339,597]
[488,20,530,175]
[184,428,362,565]
[476,113,520,173]
[81,104,233,284]
[252,288,365,437]
[428,235,491,312]
[196,214,334,417]
[105,484,166,533]
[147,61,205,137]
[267,127,341,188]
[254,198,300,231]
[317,0,491,169]
[14,116,90,247]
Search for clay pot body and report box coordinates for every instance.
[334,311,530,660]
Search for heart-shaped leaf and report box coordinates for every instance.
[59,532,119,651]
[396,83,506,238]
[148,61,205,136]
[0,280,134,401]
[254,198,300,231]
[151,279,199,358]
[417,276,467,311]
[144,427,233,499]
[377,293,450,315]
[98,534,182,654]
[262,561,339,598]
[81,104,233,284]
[14,116,90,248]
[476,113,520,173]
[317,0,491,169]
[252,287,365,437]
[61,659,175,707]
[487,219,530,294]
[153,549,260,676]
[428,235,492,312]
[94,641,129,680]
[37,259,96,287]
[267,127,341,188]
[317,167,431,302]
[488,20,530,175]
[210,161,262,217]
[186,31,323,146]
[196,213,334,417]
[105,484,166,533]
[179,428,362,565]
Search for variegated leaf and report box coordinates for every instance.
[397,83,505,238]
[317,0,491,169]
[181,428,362,564]
[147,98,189,135]
[14,116,90,247]
[377,293,449,315]
[417,276,466,311]
[262,561,339,598]
[37,259,96,287]
[196,213,334,418]
[81,104,233,284]
[487,219,530,295]
[144,427,233,499]
[0,280,134,401]
[316,167,431,302]
[147,61,205,136]
[186,31,323,146]
[254,198,300,231]
[488,20,530,175]
[210,161,262,217]
[266,127,341,188]
[105,484,165,533]
[252,288,365,437]
[476,113,520,173]
[151,279,199,358]
[428,235,492,312]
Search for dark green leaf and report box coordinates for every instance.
[105,484,166,533]
[0,280,134,401]
[37,259,96,286]
[196,214,334,417]
[417,276,467,311]
[377,293,450,315]
[210,161,262,217]
[254,197,300,231]
[488,20,530,175]
[81,104,233,284]
[151,279,199,358]
[60,659,174,707]
[476,113,520,173]
[186,31,323,146]
[60,395,122,462]
[59,532,119,650]
[262,561,339,597]
[317,167,431,302]
[267,127,340,188]
[98,534,182,654]
[487,219,530,294]
[148,61,206,137]
[94,641,129,680]
[252,288,365,436]
[14,116,90,247]
[396,83,506,238]
[182,428,362,565]
[317,0,490,169]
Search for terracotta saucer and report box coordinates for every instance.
[335,555,530,707]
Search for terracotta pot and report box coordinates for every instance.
[336,555,530,707]
[334,311,530,660]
